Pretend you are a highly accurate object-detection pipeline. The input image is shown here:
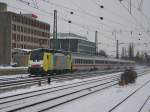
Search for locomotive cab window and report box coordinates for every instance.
[30,50,44,61]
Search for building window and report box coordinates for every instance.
[17,34,20,41]
[24,27,27,33]
[42,32,44,36]
[25,18,28,24]
[23,17,26,24]
[21,26,23,32]
[21,44,24,48]
[12,15,16,21]
[24,45,26,49]
[17,15,21,22]
[24,36,26,42]
[31,29,34,34]
[12,43,16,48]
[12,33,16,41]
[27,36,30,42]
[21,35,23,41]
[17,26,20,32]
[21,17,24,24]
[12,24,16,31]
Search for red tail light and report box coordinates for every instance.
[32,65,41,68]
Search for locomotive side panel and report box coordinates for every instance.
[53,54,67,70]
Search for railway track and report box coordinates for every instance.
[0,67,149,93]
[0,69,149,112]
[0,69,124,93]
[138,95,150,112]
[0,76,28,83]
[107,76,150,112]
[0,73,119,112]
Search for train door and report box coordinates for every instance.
[43,53,50,73]
[67,54,72,71]
[47,54,50,70]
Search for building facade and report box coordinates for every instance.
[50,38,96,55]
[0,11,50,64]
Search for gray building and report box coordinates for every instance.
[50,38,96,55]
[0,4,50,64]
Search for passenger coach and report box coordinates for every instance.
[72,55,135,71]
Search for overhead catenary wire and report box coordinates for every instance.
[90,0,143,31]
[42,0,150,37]
[125,0,150,29]
[116,0,150,46]
[118,0,150,37]
[6,0,150,36]
[41,0,148,33]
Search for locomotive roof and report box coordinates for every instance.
[31,48,70,54]
[72,55,135,63]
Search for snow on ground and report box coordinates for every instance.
[0,71,150,112]
[0,66,27,69]
[48,73,150,112]
[141,98,150,112]
[0,72,121,98]
[0,74,29,79]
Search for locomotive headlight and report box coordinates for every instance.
[28,61,32,67]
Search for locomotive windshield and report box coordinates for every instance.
[30,50,44,61]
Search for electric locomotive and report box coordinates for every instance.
[28,48,72,76]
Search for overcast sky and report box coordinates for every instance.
[0,0,150,56]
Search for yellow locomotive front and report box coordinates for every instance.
[28,48,72,76]
[28,49,52,76]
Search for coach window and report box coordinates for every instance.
[80,59,82,64]
[85,60,87,64]
[90,60,92,64]
[81,59,83,64]
[75,59,77,64]
[80,59,83,64]
[84,60,86,64]
[87,60,89,64]
[83,60,85,64]
[82,60,84,64]
[77,59,79,64]
[95,60,97,64]
[78,59,80,64]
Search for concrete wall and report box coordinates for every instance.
[0,13,11,64]
[13,54,29,66]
